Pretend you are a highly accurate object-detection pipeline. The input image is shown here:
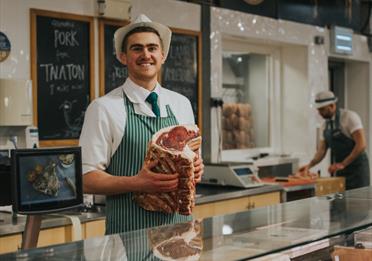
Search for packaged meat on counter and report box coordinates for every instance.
[134,125,202,215]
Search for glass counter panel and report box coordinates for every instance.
[2,187,372,260]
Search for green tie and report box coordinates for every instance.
[146,92,160,117]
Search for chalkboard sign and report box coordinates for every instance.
[161,28,202,125]
[30,9,94,147]
[99,19,128,96]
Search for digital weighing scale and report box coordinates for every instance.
[201,163,263,188]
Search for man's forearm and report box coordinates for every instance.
[341,129,367,167]
[309,155,322,168]
[309,148,327,167]
[307,139,327,168]
[341,146,365,167]
[83,170,137,195]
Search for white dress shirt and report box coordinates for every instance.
[320,108,363,140]
[79,78,195,174]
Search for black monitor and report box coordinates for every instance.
[11,147,83,214]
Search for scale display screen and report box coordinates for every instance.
[203,164,263,188]
[234,167,253,176]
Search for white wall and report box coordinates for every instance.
[281,45,309,156]
[346,61,370,147]
[248,54,269,147]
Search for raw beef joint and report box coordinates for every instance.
[134,125,201,215]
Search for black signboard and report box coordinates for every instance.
[99,19,128,96]
[161,29,201,124]
[31,9,94,146]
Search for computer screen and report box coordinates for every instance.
[11,147,83,214]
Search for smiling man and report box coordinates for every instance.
[79,14,204,235]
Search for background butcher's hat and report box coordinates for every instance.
[315,90,338,109]
[114,14,172,61]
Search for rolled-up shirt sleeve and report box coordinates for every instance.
[346,110,363,134]
[79,100,113,174]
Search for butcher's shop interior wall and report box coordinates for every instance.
[210,6,372,180]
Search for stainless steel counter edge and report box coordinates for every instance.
[195,184,282,204]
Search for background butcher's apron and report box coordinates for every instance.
[324,109,370,190]
[106,94,192,235]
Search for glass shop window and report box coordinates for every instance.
[221,52,270,150]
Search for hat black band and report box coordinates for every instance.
[315,97,336,103]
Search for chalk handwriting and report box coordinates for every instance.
[51,19,75,28]
[163,67,195,83]
[40,63,85,82]
[59,99,87,138]
[56,49,69,61]
[54,30,79,48]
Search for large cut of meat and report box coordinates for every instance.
[134,125,201,215]
[148,220,203,261]
[290,170,319,180]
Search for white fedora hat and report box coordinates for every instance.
[314,90,338,109]
[114,14,172,61]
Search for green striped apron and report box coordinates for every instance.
[106,93,192,235]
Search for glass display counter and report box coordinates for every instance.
[1,187,372,260]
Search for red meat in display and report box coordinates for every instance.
[134,125,201,215]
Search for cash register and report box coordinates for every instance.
[201,163,263,188]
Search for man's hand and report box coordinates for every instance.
[134,160,179,193]
[193,157,204,183]
[328,163,345,175]
[298,164,310,175]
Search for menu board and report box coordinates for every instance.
[161,28,201,125]
[99,19,129,95]
[30,9,94,147]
